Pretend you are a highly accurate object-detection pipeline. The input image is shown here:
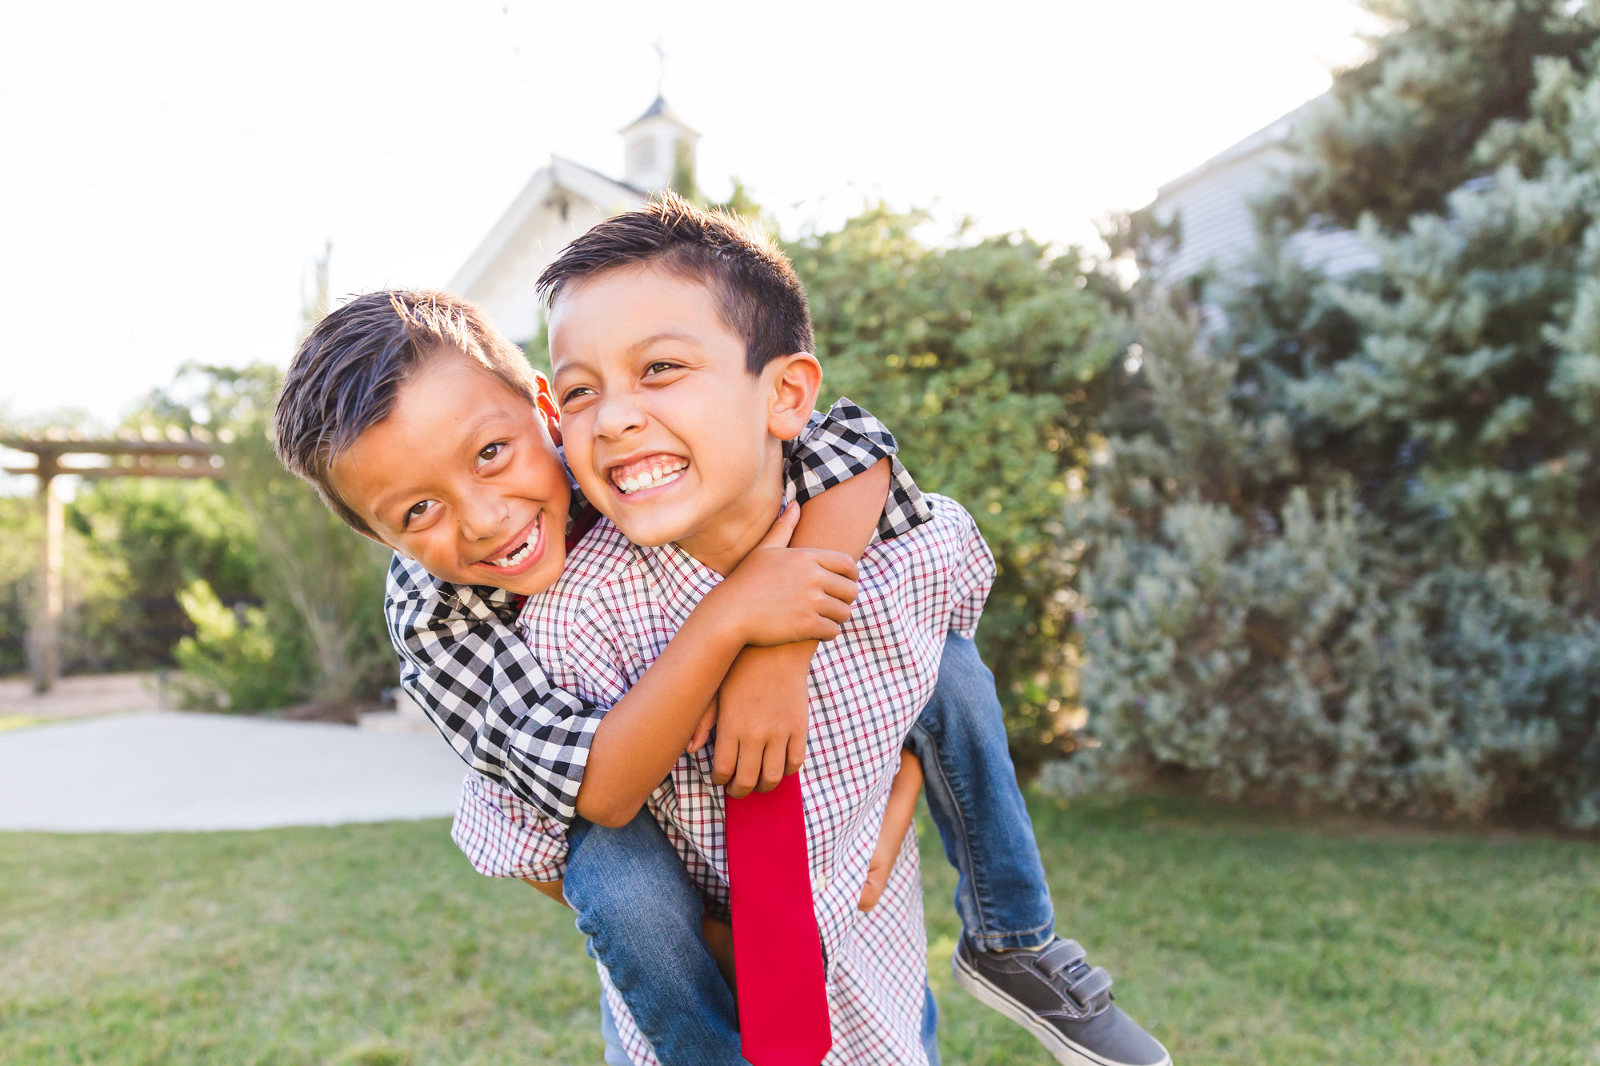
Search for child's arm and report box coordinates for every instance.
[389,522,850,840]
[711,459,891,798]
[573,503,859,827]
[523,877,567,905]
[857,750,924,911]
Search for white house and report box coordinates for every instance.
[1148,97,1376,283]
[449,96,699,346]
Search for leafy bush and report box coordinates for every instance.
[0,496,38,676]
[0,492,147,679]
[170,579,294,712]
[1077,299,1600,827]
[788,209,1119,769]
[150,364,395,714]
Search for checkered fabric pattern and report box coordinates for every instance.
[458,495,995,1064]
[385,398,931,828]
[782,398,927,542]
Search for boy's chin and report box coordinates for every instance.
[601,515,679,549]
[467,557,565,596]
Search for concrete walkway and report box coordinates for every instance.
[0,710,468,832]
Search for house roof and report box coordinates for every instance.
[620,94,698,136]
[448,155,647,295]
[1155,96,1322,201]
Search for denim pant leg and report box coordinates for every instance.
[905,631,1056,951]
[565,811,747,1065]
[921,979,941,1065]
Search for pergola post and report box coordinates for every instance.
[30,450,64,693]
[4,433,220,694]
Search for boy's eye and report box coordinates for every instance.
[644,360,680,376]
[403,500,436,528]
[559,385,594,407]
[477,442,505,467]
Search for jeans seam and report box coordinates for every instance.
[965,920,1055,951]
[911,718,995,941]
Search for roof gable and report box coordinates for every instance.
[450,157,645,295]
[620,94,698,136]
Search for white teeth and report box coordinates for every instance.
[486,542,530,568]
[614,460,687,495]
[484,518,540,567]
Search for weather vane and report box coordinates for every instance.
[652,36,666,97]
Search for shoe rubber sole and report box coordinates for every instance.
[951,951,1172,1066]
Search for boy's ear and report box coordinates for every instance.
[765,352,823,440]
[533,375,563,446]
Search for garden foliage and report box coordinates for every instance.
[1079,0,1600,826]
[0,463,255,679]
[788,209,1119,768]
[147,364,394,716]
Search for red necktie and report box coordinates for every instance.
[725,772,832,1066]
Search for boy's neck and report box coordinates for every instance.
[674,458,785,577]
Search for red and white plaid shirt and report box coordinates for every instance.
[452,494,995,1065]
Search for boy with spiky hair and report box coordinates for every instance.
[277,288,911,1061]
[275,203,1168,1065]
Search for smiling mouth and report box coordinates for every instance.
[609,456,688,496]
[479,514,543,569]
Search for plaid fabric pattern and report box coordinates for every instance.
[386,398,931,832]
[387,569,600,826]
[457,495,995,1063]
[783,398,928,541]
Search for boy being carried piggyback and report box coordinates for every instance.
[273,193,1168,1066]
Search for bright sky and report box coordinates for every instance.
[0,0,1378,427]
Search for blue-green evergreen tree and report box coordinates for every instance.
[1077,0,1600,827]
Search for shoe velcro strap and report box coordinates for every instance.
[1064,965,1114,1012]
[1037,939,1087,976]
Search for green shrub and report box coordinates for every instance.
[788,208,1118,769]
[170,579,295,712]
[1073,0,1600,829]
[1075,300,1600,827]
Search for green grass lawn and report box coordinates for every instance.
[2,792,1595,1065]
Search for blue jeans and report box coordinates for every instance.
[905,633,1055,951]
[565,812,745,1065]
[574,630,1052,1063]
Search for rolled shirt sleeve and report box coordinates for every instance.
[386,555,604,827]
[786,397,930,541]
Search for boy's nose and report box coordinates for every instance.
[593,392,645,438]
[459,497,510,542]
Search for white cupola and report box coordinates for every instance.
[620,95,700,193]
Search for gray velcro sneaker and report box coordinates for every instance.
[952,937,1171,1066]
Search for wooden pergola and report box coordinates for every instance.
[3,429,224,693]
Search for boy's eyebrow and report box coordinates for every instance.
[553,331,702,381]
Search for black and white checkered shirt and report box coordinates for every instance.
[384,399,930,829]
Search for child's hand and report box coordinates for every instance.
[701,913,737,993]
[858,750,924,912]
[712,645,809,797]
[686,698,717,754]
[710,503,858,647]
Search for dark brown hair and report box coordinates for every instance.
[536,191,814,373]
[273,289,546,536]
